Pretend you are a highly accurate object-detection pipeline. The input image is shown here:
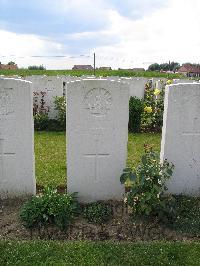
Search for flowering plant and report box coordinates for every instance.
[141,80,165,132]
[120,145,175,220]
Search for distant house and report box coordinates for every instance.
[178,64,200,77]
[0,62,18,70]
[72,65,93,70]
[132,68,145,72]
[99,67,112,70]
[118,68,131,71]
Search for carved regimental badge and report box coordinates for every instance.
[0,89,14,118]
[84,88,112,116]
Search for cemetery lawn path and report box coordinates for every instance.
[0,241,200,265]
[35,131,66,187]
[35,132,161,187]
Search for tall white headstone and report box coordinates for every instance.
[161,83,200,195]
[0,78,35,198]
[26,75,64,119]
[128,77,148,98]
[67,78,129,202]
[173,79,194,84]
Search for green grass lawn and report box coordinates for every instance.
[35,132,161,187]
[0,68,183,79]
[2,132,200,265]
[35,132,200,237]
[1,241,200,266]
[35,131,66,187]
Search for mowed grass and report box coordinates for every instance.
[1,241,200,266]
[127,132,161,169]
[35,131,66,187]
[0,68,182,79]
[35,131,161,187]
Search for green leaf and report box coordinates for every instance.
[120,173,129,184]
[123,168,132,173]
[130,172,137,181]
[141,155,147,165]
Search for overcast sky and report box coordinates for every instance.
[0,0,200,69]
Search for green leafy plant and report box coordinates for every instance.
[20,187,79,231]
[83,202,112,224]
[141,81,165,132]
[34,113,50,131]
[120,145,175,222]
[129,96,144,133]
[54,96,66,129]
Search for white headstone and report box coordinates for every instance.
[67,78,129,202]
[63,76,76,97]
[151,78,167,88]
[128,77,148,98]
[173,79,195,84]
[0,78,35,198]
[155,80,162,89]
[106,77,147,98]
[161,83,200,195]
[26,75,64,119]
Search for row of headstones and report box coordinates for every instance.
[26,75,149,119]
[0,77,199,201]
[27,76,200,119]
[2,74,195,119]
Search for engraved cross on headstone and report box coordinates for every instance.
[84,136,110,182]
[0,138,15,178]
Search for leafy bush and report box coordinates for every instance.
[20,187,79,231]
[129,97,144,133]
[28,65,46,70]
[54,96,66,130]
[120,145,175,222]
[47,119,65,131]
[83,202,112,224]
[34,113,50,131]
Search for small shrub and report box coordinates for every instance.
[20,187,79,231]
[129,97,144,133]
[54,96,66,130]
[83,202,112,224]
[47,119,65,131]
[120,145,175,222]
[141,81,165,132]
[34,113,49,131]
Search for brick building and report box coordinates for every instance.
[0,62,18,70]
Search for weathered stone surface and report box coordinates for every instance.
[173,79,195,84]
[0,78,35,198]
[67,78,129,202]
[128,77,148,98]
[161,83,200,195]
[105,77,147,98]
[26,75,64,119]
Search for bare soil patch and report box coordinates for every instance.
[1,198,199,241]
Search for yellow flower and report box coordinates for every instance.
[144,106,152,113]
[166,79,172,85]
[154,88,160,95]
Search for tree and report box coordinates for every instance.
[7,61,16,65]
[28,65,46,70]
[148,62,180,72]
[148,63,160,71]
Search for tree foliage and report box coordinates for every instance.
[148,62,180,72]
[28,65,46,70]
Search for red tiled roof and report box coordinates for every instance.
[178,64,200,74]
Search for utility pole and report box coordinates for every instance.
[93,52,96,76]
